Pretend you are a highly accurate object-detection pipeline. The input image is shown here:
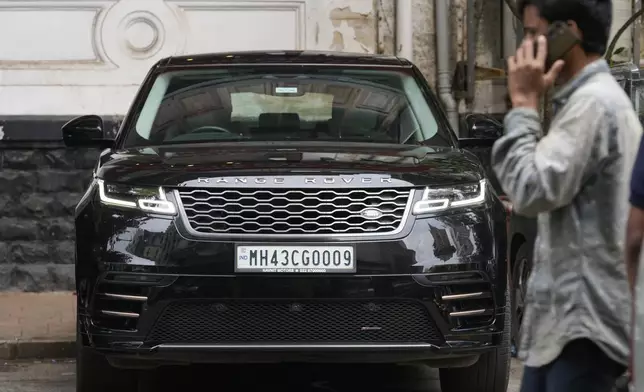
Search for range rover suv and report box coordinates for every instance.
[63,51,510,392]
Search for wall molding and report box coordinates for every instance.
[0,0,353,117]
[170,0,306,50]
[0,1,115,69]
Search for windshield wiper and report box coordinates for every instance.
[161,136,253,145]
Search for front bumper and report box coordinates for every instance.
[75,194,508,367]
[79,271,504,367]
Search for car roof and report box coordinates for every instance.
[162,50,412,68]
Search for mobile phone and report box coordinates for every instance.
[542,21,580,67]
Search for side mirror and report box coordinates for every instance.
[458,114,503,149]
[460,113,503,139]
[62,115,114,149]
[466,115,503,139]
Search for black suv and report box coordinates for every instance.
[64,51,510,392]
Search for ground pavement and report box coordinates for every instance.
[0,292,75,359]
[0,359,525,392]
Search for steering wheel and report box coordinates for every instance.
[190,125,232,134]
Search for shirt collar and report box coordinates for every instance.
[551,59,610,106]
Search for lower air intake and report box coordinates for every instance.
[146,299,443,344]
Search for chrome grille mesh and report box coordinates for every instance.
[177,188,411,235]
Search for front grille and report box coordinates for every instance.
[177,188,411,235]
[146,299,443,344]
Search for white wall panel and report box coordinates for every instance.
[0,0,377,117]
[0,7,101,63]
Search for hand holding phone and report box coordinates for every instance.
[538,21,580,69]
[507,33,567,109]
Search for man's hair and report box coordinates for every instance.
[518,0,612,55]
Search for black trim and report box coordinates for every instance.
[164,51,409,67]
[0,116,123,142]
[458,138,497,148]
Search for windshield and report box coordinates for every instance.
[122,67,453,147]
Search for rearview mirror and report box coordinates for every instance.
[62,115,114,149]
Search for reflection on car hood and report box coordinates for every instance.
[96,141,483,188]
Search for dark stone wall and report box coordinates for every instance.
[0,146,99,292]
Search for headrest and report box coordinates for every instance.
[258,113,300,128]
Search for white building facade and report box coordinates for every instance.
[0,0,380,124]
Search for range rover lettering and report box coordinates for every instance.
[64,51,510,392]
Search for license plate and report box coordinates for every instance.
[235,245,356,273]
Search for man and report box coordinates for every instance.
[491,0,642,391]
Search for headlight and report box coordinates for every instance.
[97,179,176,215]
[412,179,487,215]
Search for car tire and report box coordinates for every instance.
[511,242,532,353]
[438,289,512,392]
[76,327,139,392]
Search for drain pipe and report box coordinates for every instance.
[466,0,476,105]
[396,0,413,61]
[502,0,518,58]
[435,0,459,133]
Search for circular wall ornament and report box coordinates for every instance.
[117,11,165,59]
[96,0,186,82]
[124,18,158,53]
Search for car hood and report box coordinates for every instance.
[96,142,484,188]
